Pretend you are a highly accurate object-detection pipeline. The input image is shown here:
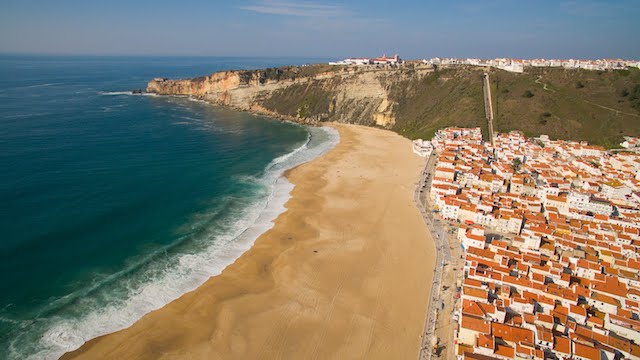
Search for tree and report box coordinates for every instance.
[511,158,523,172]
[522,90,534,98]
[575,81,585,89]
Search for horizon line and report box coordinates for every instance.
[1,52,638,62]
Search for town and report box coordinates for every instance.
[424,58,640,73]
[329,55,640,73]
[415,128,640,359]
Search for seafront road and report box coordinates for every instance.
[416,74,495,358]
[416,151,453,360]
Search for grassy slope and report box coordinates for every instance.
[258,65,640,147]
[392,66,640,147]
[389,67,487,141]
[261,81,333,118]
[490,67,640,147]
[242,64,344,84]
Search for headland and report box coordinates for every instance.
[144,63,640,148]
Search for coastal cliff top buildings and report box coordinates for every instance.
[425,57,640,73]
[622,137,640,150]
[329,54,403,66]
[329,55,640,73]
[425,127,640,359]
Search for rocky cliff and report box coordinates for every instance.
[147,65,434,127]
[147,64,640,147]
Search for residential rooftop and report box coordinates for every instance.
[426,127,640,359]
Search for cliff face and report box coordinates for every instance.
[147,66,434,127]
[147,65,640,147]
[147,70,283,100]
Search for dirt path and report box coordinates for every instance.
[584,99,640,118]
[535,75,555,92]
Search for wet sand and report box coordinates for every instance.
[63,123,435,360]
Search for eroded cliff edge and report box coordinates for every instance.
[147,65,416,128]
[147,64,640,147]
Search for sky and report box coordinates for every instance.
[1,0,639,59]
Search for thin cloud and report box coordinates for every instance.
[559,0,630,18]
[240,1,348,18]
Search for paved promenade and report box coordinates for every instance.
[416,152,452,360]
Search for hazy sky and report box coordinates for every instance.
[1,0,639,59]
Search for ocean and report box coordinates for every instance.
[0,55,337,359]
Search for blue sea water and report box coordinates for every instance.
[0,55,337,359]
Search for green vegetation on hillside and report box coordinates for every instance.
[253,64,640,147]
[388,67,487,140]
[626,84,640,110]
[242,64,344,84]
[490,67,640,147]
[192,64,344,85]
[387,66,640,147]
[261,81,333,119]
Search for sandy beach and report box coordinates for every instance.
[63,123,435,360]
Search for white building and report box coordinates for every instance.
[412,139,433,157]
[372,54,402,65]
[458,226,486,250]
[328,57,371,66]
[496,60,524,73]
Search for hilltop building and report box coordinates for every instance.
[423,57,640,72]
[329,54,402,66]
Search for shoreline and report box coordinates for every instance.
[33,125,337,360]
[63,123,434,359]
[17,122,336,360]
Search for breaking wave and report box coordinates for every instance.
[98,91,158,97]
[7,126,338,360]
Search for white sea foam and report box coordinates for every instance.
[187,97,208,104]
[267,135,311,170]
[12,83,63,90]
[175,115,202,122]
[17,125,339,360]
[2,112,52,119]
[98,91,133,96]
[98,91,159,97]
